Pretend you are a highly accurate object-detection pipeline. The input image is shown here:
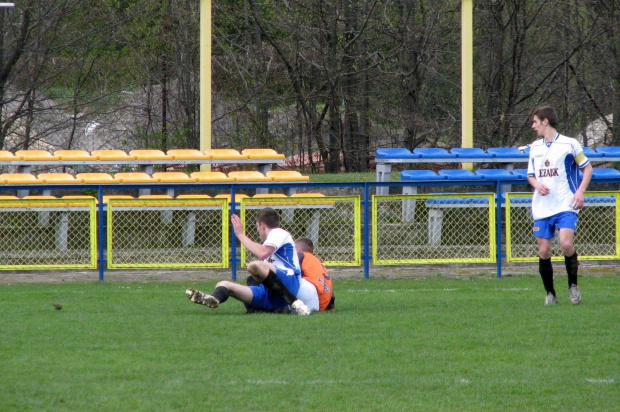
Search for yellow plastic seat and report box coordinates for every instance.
[15,150,59,161]
[290,192,326,198]
[152,172,196,183]
[266,170,309,181]
[190,171,233,182]
[204,149,248,160]
[114,172,156,183]
[138,194,173,199]
[129,149,170,160]
[91,149,136,160]
[242,148,285,160]
[0,195,19,200]
[228,171,271,182]
[1,173,38,184]
[176,194,212,199]
[76,173,120,183]
[62,195,96,200]
[252,194,287,198]
[0,150,18,161]
[53,150,95,160]
[22,195,57,200]
[167,149,208,160]
[37,173,80,184]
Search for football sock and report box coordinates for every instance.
[261,270,297,305]
[539,257,556,296]
[212,286,230,304]
[565,252,579,287]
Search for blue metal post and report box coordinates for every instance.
[230,185,237,281]
[97,185,105,281]
[363,183,371,278]
[496,182,503,278]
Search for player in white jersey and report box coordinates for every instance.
[186,207,319,315]
[526,106,592,305]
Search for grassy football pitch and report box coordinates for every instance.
[1,274,618,411]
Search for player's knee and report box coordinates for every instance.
[538,248,552,260]
[559,241,574,256]
[216,280,234,289]
[247,261,268,280]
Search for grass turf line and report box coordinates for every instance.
[1,275,618,411]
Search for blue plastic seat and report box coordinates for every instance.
[486,147,527,159]
[510,168,529,180]
[581,147,603,159]
[474,169,515,180]
[412,148,458,159]
[593,146,620,158]
[591,168,620,179]
[437,169,484,180]
[375,148,420,160]
[449,148,493,159]
[584,196,615,205]
[401,170,446,181]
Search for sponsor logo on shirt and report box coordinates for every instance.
[538,168,559,178]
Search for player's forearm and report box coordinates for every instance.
[236,234,271,259]
[577,164,593,194]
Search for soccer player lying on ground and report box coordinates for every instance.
[295,237,335,311]
[186,207,319,315]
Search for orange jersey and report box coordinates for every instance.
[298,251,333,311]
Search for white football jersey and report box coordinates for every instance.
[527,134,589,220]
[263,227,301,275]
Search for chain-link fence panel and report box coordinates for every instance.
[0,198,96,269]
[506,192,618,261]
[238,196,361,267]
[372,193,496,264]
[107,198,229,268]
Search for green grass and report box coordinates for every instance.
[1,275,619,411]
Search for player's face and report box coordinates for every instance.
[531,115,546,137]
[256,221,267,240]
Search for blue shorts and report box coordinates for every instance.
[533,211,578,239]
[249,267,301,311]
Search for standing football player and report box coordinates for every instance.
[527,106,592,305]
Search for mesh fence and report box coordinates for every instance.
[506,192,619,261]
[238,196,361,267]
[0,198,96,269]
[372,193,496,264]
[107,198,229,268]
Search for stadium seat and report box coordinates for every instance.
[152,172,197,183]
[37,173,81,184]
[91,149,136,160]
[252,193,288,198]
[0,173,38,184]
[102,195,135,203]
[114,172,157,183]
[190,171,233,182]
[449,148,493,159]
[242,148,285,159]
[129,149,170,160]
[0,150,19,160]
[510,168,529,179]
[138,194,174,199]
[412,148,457,159]
[167,149,208,160]
[176,194,212,199]
[485,147,525,159]
[76,173,120,183]
[15,150,59,161]
[581,147,602,159]
[290,192,326,198]
[265,170,310,181]
[593,146,620,158]
[214,194,249,203]
[401,170,446,181]
[204,149,248,160]
[474,169,515,180]
[591,168,620,179]
[0,195,20,200]
[437,169,484,180]
[375,148,420,160]
[228,171,271,182]
[53,150,95,160]
[22,195,57,200]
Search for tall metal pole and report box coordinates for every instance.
[200,0,212,171]
[461,0,474,170]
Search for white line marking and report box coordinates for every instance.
[346,288,458,293]
[585,378,615,384]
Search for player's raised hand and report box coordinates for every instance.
[231,214,244,236]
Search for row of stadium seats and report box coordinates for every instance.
[0,170,309,184]
[0,192,325,204]
[377,146,620,160]
[400,167,620,182]
[0,148,285,161]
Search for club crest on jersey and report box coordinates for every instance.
[544,160,550,167]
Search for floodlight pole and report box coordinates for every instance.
[199,0,212,171]
[461,0,474,170]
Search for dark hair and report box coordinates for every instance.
[256,207,280,228]
[533,106,559,129]
[295,237,314,252]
